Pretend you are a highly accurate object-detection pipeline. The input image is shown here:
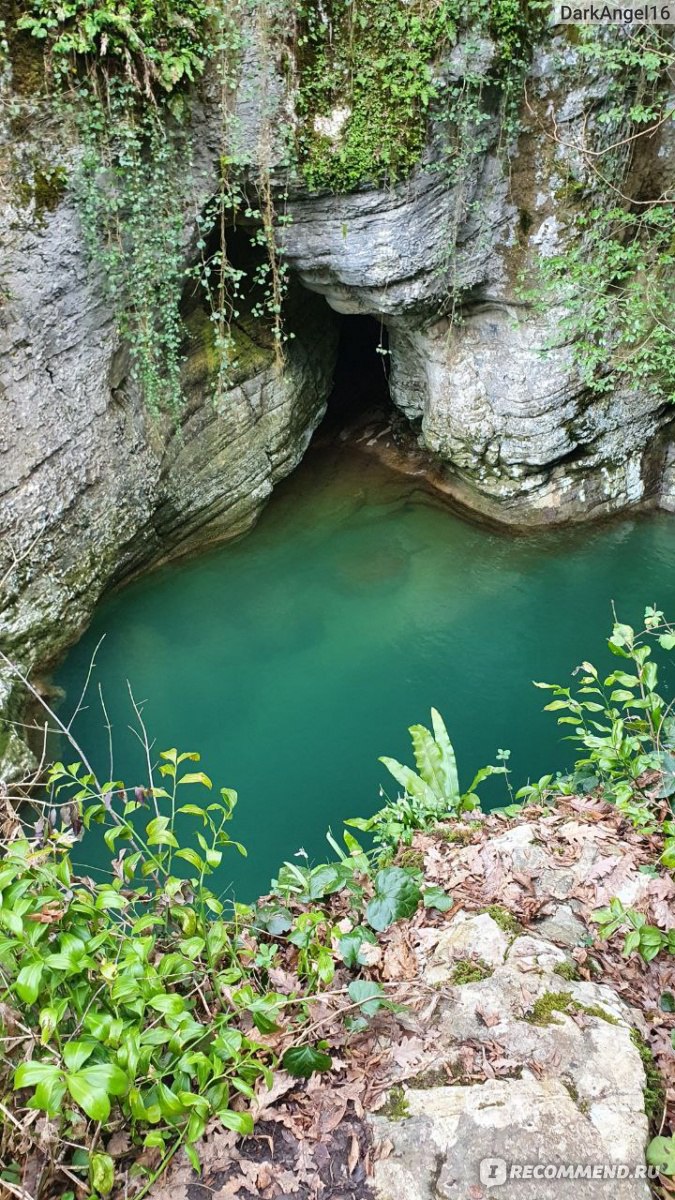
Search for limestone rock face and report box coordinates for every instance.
[0,139,337,774]
[2,22,675,770]
[370,910,651,1200]
[278,34,674,526]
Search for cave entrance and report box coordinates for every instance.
[321,313,392,433]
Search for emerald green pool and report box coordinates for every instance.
[56,441,675,900]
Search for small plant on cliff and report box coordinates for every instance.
[291,0,541,194]
[13,0,289,417]
[347,708,506,850]
[535,605,675,840]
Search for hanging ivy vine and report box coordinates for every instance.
[14,0,226,416]
[529,25,675,404]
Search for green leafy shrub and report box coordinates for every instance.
[292,0,540,193]
[17,0,218,91]
[535,607,675,839]
[0,750,341,1194]
[592,897,675,963]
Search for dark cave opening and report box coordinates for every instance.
[184,214,396,439]
[321,313,392,432]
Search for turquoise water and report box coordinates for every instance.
[56,442,675,900]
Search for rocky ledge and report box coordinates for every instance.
[151,795,674,1200]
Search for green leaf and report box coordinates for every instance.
[15,961,44,1005]
[146,816,179,848]
[218,1108,254,1135]
[148,993,186,1016]
[63,1041,97,1072]
[347,979,385,1016]
[185,1143,201,1173]
[430,708,459,796]
[282,1045,332,1078]
[659,991,675,1013]
[157,1079,185,1119]
[66,1072,111,1122]
[89,1152,115,1196]
[179,772,212,789]
[366,867,422,932]
[79,1063,128,1095]
[32,1075,66,1116]
[14,1060,61,1089]
[660,846,675,869]
[409,724,445,796]
[647,1135,675,1176]
[175,847,205,872]
[338,926,377,968]
[423,886,452,912]
[378,757,436,808]
[0,908,23,935]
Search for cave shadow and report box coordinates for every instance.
[320,312,392,434]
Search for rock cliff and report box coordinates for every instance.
[1,17,674,774]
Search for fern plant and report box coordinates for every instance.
[381,708,504,815]
[348,709,506,850]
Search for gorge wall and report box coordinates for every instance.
[1,12,674,776]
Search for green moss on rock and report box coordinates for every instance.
[631,1029,665,1124]
[294,0,453,192]
[0,0,45,95]
[481,904,522,936]
[381,1085,410,1119]
[554,961,580,982]
[452,958,493,985]
[524,990,620,1027]
[16,163,67,223]
[181,300,275,398]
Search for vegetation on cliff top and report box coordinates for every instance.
[1,607,675,1193]
[5,2,675,411]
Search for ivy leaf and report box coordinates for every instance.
[282,1045,332,1078]
[366,867,421,932]
[423,886,452,912]
[347,979,386,1017]
[338,925,377,968]
[255,905,292,936]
